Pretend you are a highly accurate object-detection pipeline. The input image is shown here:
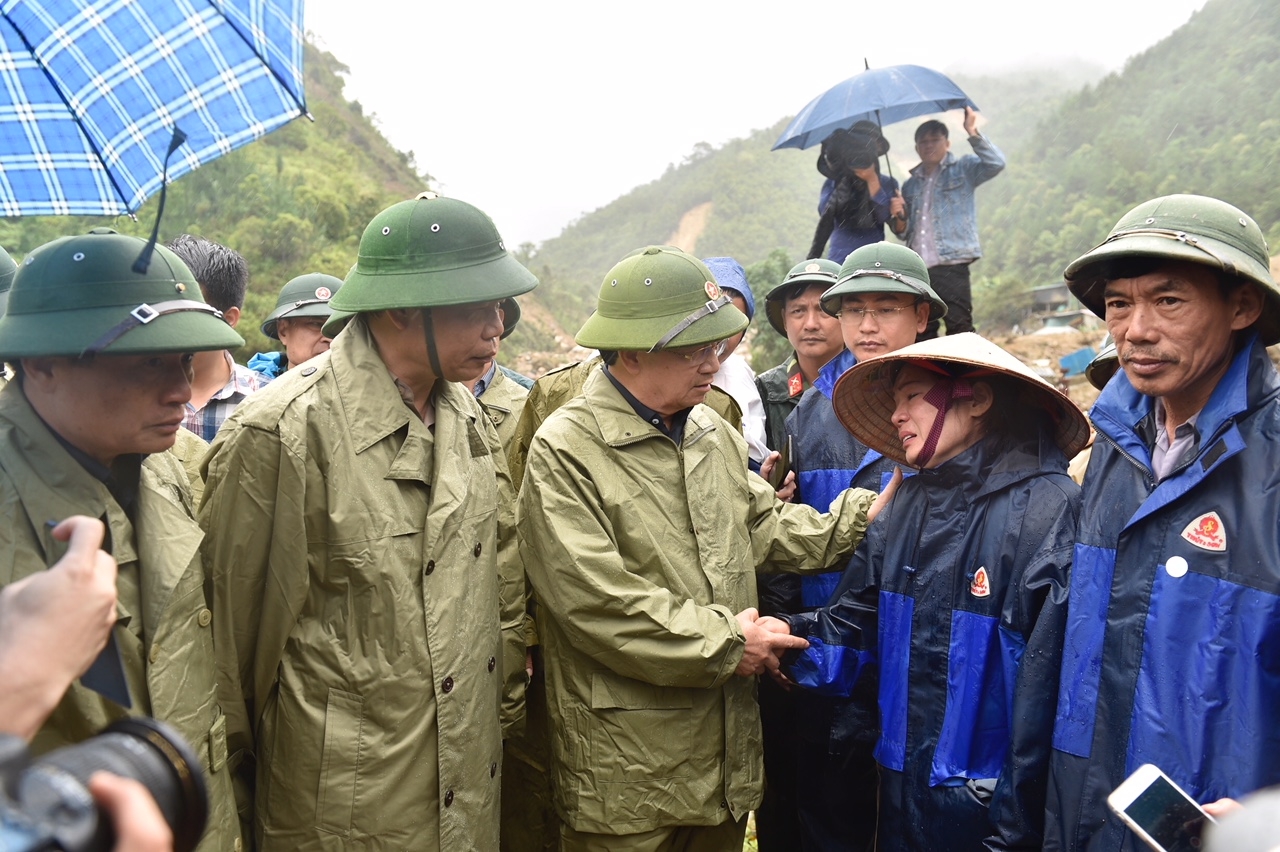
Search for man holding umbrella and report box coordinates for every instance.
[902,106,1005,337]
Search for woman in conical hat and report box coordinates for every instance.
[778,332,1088,852]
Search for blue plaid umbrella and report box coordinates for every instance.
[0,0,307,217]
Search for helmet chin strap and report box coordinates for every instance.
[914,378,973,468]
[420,307,443,387]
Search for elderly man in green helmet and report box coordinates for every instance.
[1046,194,1280,851]
[518,245,896,852]
[200,193,533,851]
[248,272,345,378]
[0,228,244,852]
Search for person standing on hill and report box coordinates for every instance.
[1047,194,1280,851]
[809,121,906,263]
[167,234,270,440]
[902,107,1005,338]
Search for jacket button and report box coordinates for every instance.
[487,656,496,672]
[442,676,454,693]
[425,560,435,575]
[197,608,212,627]
[490,762,498,778]
[473,542,482,557]
[444,789,454,807]
[720,800,728,809]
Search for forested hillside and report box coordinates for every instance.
[975,0,1280,326]
[0,44,428,359]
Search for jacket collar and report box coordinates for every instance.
[912,430,1067,502]
[815,348,856,399]
[0,383,203,631]
[909,150,958,178]
[585,368,716,451]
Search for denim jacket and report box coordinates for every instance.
[902,134,1005,264]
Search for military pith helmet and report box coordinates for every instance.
[261,273,343,340]
[0,245,17,318]
[821,242,947,321]
[1085,333,1118,391]
[764,258,842,337]
[1065,194,1280,344]
[0,229,243,360]
[576,246,748,351]
[330,192,537,315]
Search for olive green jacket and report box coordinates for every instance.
[201,319,524,851]
[517,369,875,835]
[477,365,529,452]
[0,383,241,852]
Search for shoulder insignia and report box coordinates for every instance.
[1180,512,1226,552]
[970,566,991,598]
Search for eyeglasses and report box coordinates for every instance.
[837,305,915,322]
[669,340,729,364]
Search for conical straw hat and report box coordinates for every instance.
[832,332,1090,467]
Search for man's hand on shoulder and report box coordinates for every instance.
[734,608,808,676]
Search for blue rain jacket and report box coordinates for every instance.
[1046,335,1280,852]
[786,432,1079,851]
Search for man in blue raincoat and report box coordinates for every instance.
[1046,194,1280,851]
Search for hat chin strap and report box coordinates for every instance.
[420,308,443,386]
[914,378,972,468]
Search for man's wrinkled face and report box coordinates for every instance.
[24,353,194,465]
[428,300,504,382]
[625,340,728,416]
[1104,261,1262,415]
[277,316,331,367]
[839,292,929,361]
[783,284,843,366]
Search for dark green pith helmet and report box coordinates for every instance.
[1085,333,1119,391]
[1065,194,1280,344]
[575,246,748,351]
[764,258,842,337]
[0,246,17,318]
[0,229,243,360]
[330,192,537,323]
[261,273,344,340]
[821,242,947,321]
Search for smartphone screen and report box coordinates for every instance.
[1123,775,1209,852]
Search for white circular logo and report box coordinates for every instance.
[1165,556,1189,578]
[315,286,332,300]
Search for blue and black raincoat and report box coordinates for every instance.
[785,431,1079,851]
[1046,335,1280,851]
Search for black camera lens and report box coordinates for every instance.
[18,717,209,852]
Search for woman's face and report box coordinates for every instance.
[890,364,990,468]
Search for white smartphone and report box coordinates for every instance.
[1107,764,1216,852]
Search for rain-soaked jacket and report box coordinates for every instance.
[1046,336,1280,852]
[518,367,877,836]
[785,432,1079,852]
[201,319,525,851]
[0,383,240,852]
[477,365,531,451]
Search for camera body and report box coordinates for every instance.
[0,717,208,852]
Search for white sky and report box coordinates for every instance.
[305,0,1210,247]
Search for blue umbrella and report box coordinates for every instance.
[0,0,307,217]
[773,64,976,151]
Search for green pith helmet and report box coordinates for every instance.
[0,246,17,318]
[576,246,748,351]
[764,258,842,338]
[821,242,948,321]
[0,229,243,360]
[1065,194,1280,344]
[1085,333,1119,391]
[330,192,537,315]
[261,273,344,339]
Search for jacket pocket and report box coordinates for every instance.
[316,688,364,835]
[589,672,694,782]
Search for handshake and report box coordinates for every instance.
[734,608,807,678]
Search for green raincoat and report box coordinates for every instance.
[518,368,876,836]
[477,366,529,452]
[0,383,241,852]
[201,319,525,851]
